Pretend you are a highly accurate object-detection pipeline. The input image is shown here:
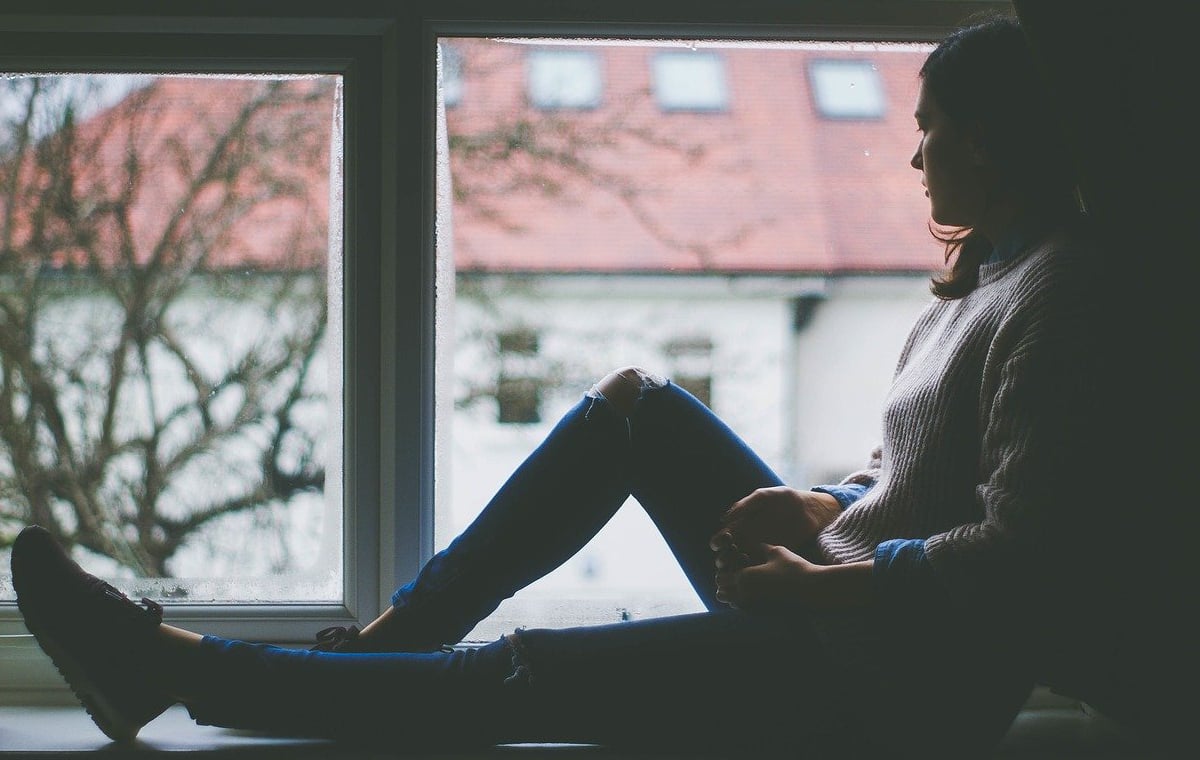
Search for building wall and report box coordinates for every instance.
[444,271,933,634]
[789,275,933,487]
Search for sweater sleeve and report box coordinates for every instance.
[923,253,1096,614]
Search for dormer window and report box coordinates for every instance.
[527,49,602,109]
[652,50,729,112]
[807,59,886,120]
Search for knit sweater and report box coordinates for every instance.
[814,225,1096,613]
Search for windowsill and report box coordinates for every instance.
[0,690,1161,759]
[0,627,1162,758]
[0,624,1171,758]
[0,705,658,757]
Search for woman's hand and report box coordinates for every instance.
[710,486,841,556]
[713,545,873,611]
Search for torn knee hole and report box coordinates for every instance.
[587,366,667,417]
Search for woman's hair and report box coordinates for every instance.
[921,14,1081,299]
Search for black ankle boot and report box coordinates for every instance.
[11,525,175,742]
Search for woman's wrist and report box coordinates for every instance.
[817,560,874,607]
[805,491,842,534]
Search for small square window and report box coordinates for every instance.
[652,50,728,112]
[807,59,886,120]
[497,329,543,424]
[498,329,539,355]
[440,43,463,107]
[527,49,602,109]
[497,377,541,424]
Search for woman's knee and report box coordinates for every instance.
[588,366,667,417]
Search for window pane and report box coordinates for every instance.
[0,73,343,605]
[653,51,729,111]
[440,43,464,108]
[808,58,887,119]
[527,49,603,109]
[437,39,938,639]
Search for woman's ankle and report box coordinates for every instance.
[159,624,204,647]
[352,604,457,652]
[151,624,204,700]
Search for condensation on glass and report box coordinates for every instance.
[0,73,343,604]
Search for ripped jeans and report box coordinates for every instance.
[182,376,851,750]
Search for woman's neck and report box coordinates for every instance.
[973,200,1023,248]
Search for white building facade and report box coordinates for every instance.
[442,270,935,639]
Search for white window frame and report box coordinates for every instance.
[0,8,403,699]
[0,0,1008,701]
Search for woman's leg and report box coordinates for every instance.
[357,367,784,650]
[15,521,840,748]
[183,611,845,751]
[14,523,1024,754]
[355,372,637,651]
[620,371,784,608]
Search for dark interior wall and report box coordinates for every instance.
[1014,1,1192,746]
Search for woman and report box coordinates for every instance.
[11,13,1102,756]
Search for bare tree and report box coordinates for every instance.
[0,75,333,577]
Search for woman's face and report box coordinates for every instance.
[910,81,985,228]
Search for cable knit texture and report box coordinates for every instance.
[815,226,1096,613]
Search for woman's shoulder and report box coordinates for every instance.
[1010,217,1100,295]
[999,220,1110,351]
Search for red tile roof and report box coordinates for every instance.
[11,39,945,276]
[446,38,945,274]
[3,76,333,272]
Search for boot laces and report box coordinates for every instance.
[84,577,164,623]
[313,625,360,651]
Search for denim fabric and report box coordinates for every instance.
[873,538,944,608]
[176,381,1028,752]
[185,636,518,746]
[504,609,849,750]
[186,612,849,750]
[389,381,787,639]
[810,482,869,510]
[181,382,859,747]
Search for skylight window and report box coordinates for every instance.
[527,49,603,109]
[807,59,886,119]
[652,50,729,111]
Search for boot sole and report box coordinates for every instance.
[19,607,147,742]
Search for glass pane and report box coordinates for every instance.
[527,49,603,109]
[653,51,728,111]
[0,73,343,604]
[808,58,887,119]
[436,38,939,638]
